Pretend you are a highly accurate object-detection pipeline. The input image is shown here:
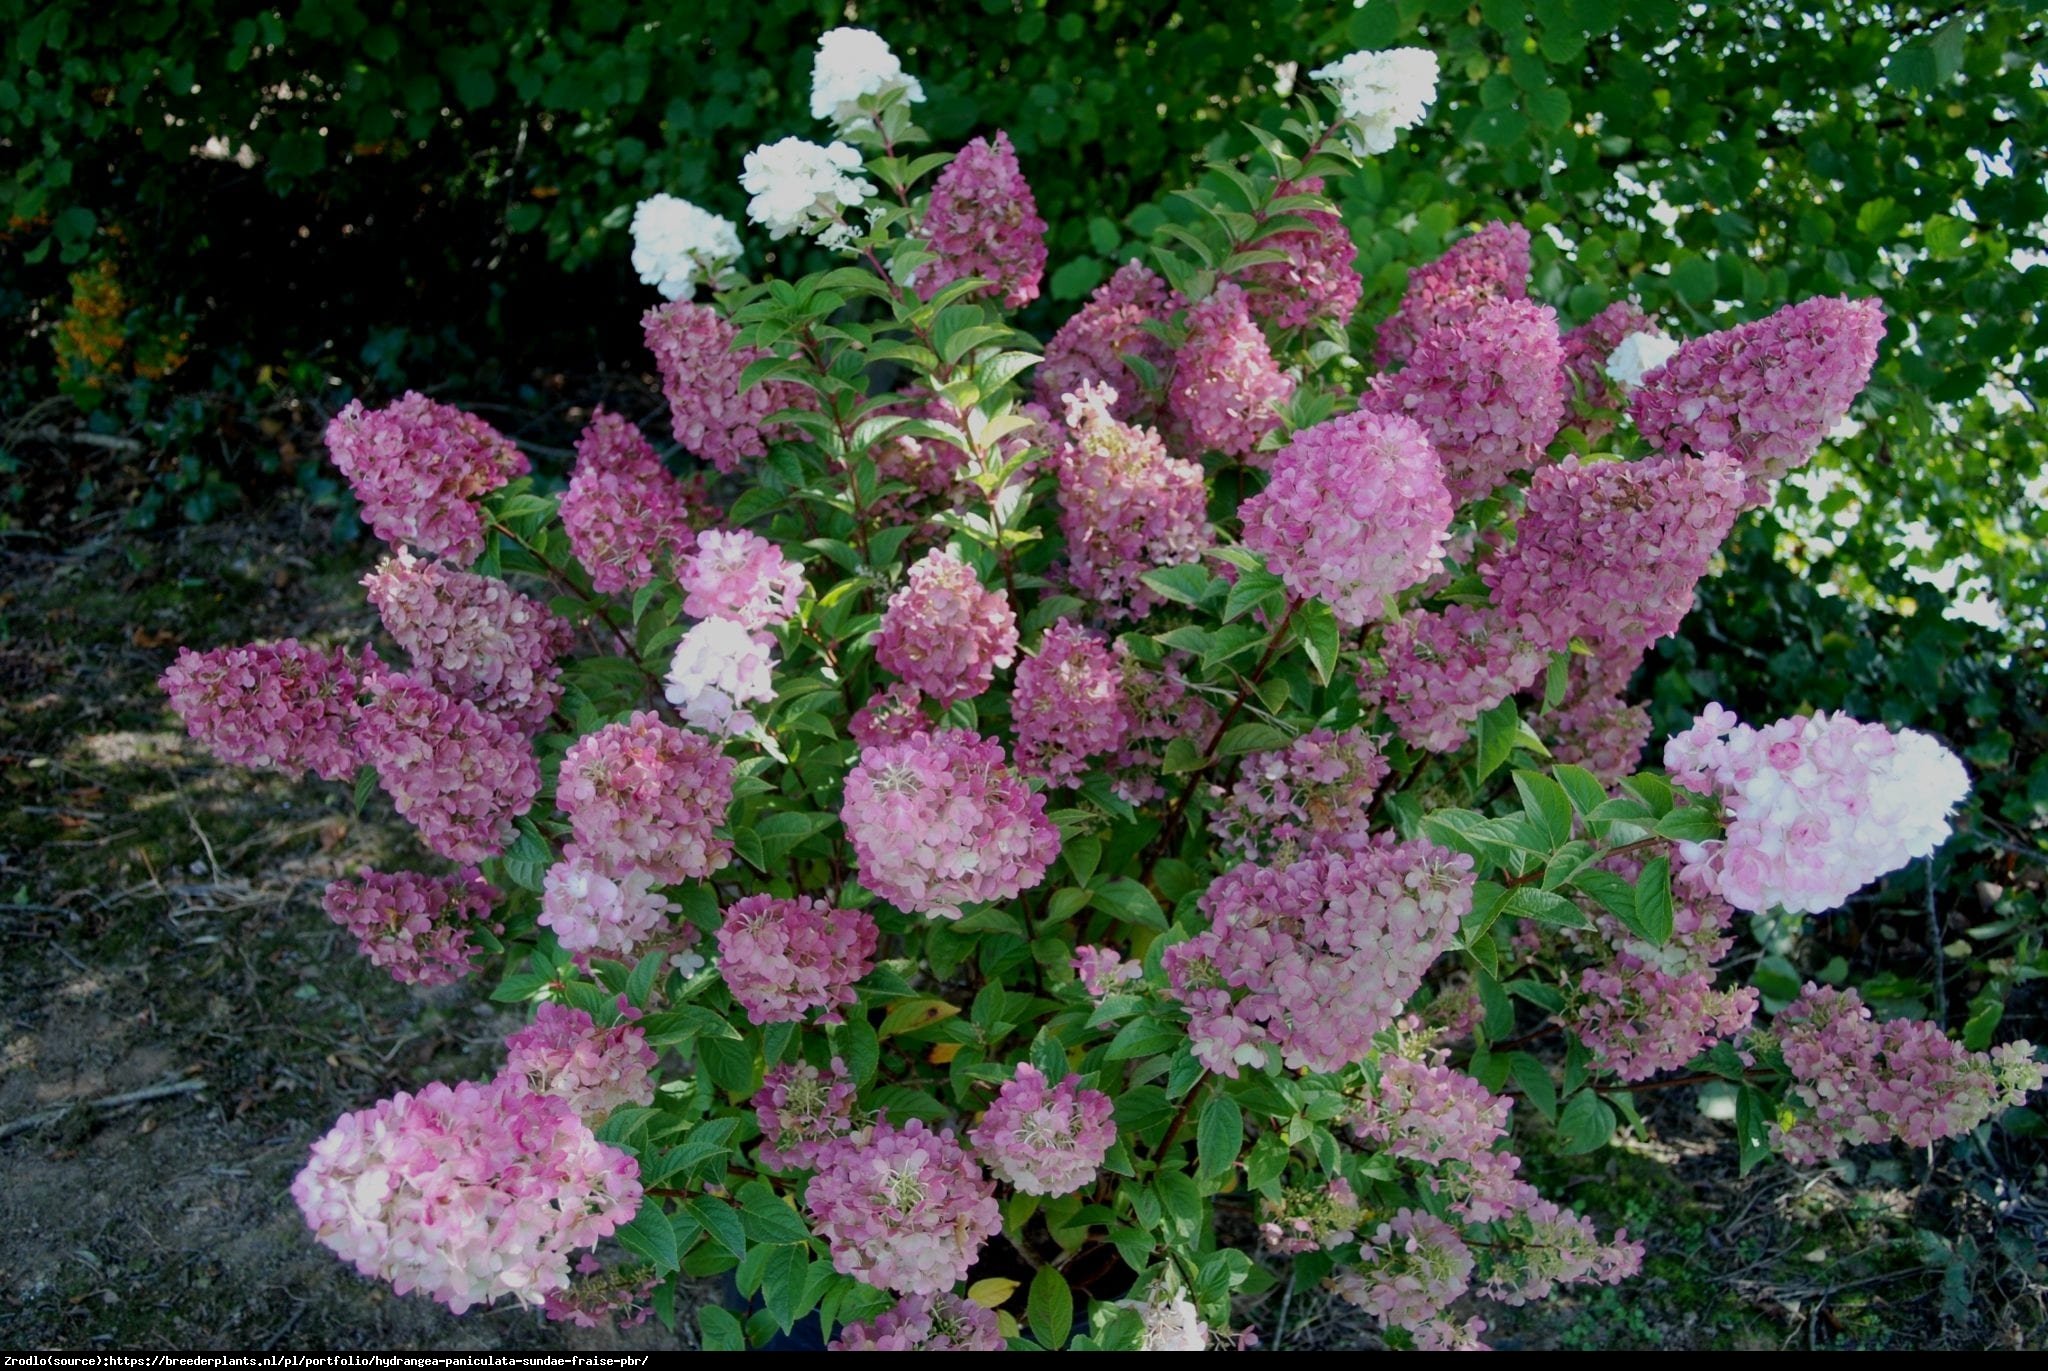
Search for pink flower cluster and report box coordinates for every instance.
[1484,452,1748,657]
[1573,867,1758,1081]
[1235,177,1362,331]
[1663,704,1971,914]
[754,1057,860,1171]
[557,712,735,882]
[1330,1209,1474,1338]
[643,301,808,473]
[1165,281,1294,460]
[291,1077,641,1314]
[1368,605,1545,752]
[1630,295,1886,485]
[874,547,1018,705]
[1072,944,1142,997]
[664,616,776,735]
[916,129,1047,309]
[559,409,700,594]
[715,894,877,1024]
[1054,382,1211,620]
[1351,1053,1513,1169]
[1376,221,1531,369]
[1770,983,2046,1164]
[501,1003,657,1123]
[1240,409,1452,628]
[842,730,1060,919]
[1012,618,1133,785]
[1561,301,1660,439]
[1107,646,1218,804]
[1163,837,1474,1075]
[849,682,934,747]
[542,1253,659,1331]
[354,666,539,862]
[362,549,573,734]
[1036,262,1174,426]
[160,639,361,781]
[325,393,528,564]
[830,1292,1006,1352]
[680,529,805,632]
[1483,1199,1643,1306]
[1259,1177,1362,1254]
[804,1119,1002,1295]
[321,868,500,987]
[1208,727,1390,863]
[538,856,680,964]
[1543,667,1653,783]
[1366,297,1565,502]
[967,1064,1115,1196]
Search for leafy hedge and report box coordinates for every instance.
[5,0,2045,628]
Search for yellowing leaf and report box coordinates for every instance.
[927,1041,963,1064]
[969,1277,1020,1309]
[879,998,961,1038]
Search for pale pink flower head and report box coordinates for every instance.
[1663,705,1969,915]
[1376,221,1531,369]
[1036,261,1175,426]
[1366,296,1566,503]
[1053,381,1211,620]
[500,1002,657,1124]
[716,893,877,1025]
[1235,176,1362,331]
[842,730,1059,919]
[556,711,734,882]
[291,1077,641,1314]
[1330,1209,1474,1336]
[874,546,1018,706]
[321,868,500,987]
[1163,836,1474,1075]
[353,665,539,862]
[324,392,528,564]
[1240,408,1453,628]
[1630,295,1885,487]
[160,638,362,782]
[917,129,1048,309]
[679,529,806,632]
[664,616,776,736]
[967,1063,1115,1196]
[1013,618,1133,785]
[642,300,810,473]
[362,549,574,734]
[849,682,935,747]
[1072,945,1143,997]
[1208,726,1391,863]
[830,1291,1006,1352]
[559,408,701,594]
[804,1118,1002,1295]
[538,855,680,963]
[1165,280,1295,461]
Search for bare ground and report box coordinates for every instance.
[1,506,2041,1350]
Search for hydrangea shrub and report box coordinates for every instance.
[164,30,2044,1351]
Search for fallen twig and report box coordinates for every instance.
[0,1076,207,1141]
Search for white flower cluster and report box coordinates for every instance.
[666,616,776,736]
[628,194,742,301]
[740,136,876,250]
[810,26,924,132]
[1309,47,1440,156]
[1605,330,1682,388]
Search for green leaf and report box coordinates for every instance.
[737,1181,813,1246]
[688,1196,748,1261]
[759,1243,811,1332]
[699,1306,746,1352]
[1222,567,1286,623]
[1297,599,1342,686]
[1196,1093,1243,1182]
[1509,1052,1558,1123]
[616,1203,680,1273]
[1634,855,1674,945]
[1217,722,1290,758]
[1734,1085,1773,1175]
[1655,805,1721,842]
[1502,885,1590,929]
[1094,878,1167,930]
[1552,763,1610,817]
[1475,697,1520,780]
[1513,771,1575,850]
[1752,954,1803,1007]
[1138,562,1213,607]
[1557,1091,1617,1154]
[1106,1017,1184,1061]
[1029,1264,1074,1349]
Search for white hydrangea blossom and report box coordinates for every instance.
[665,616,776,736]
[1606,329,1683,388]
[1309,47,1440,156]
[1130,1294,1208,1352]
[740,137,876,248]
[810,26,924,132]
[628,194,742,301]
